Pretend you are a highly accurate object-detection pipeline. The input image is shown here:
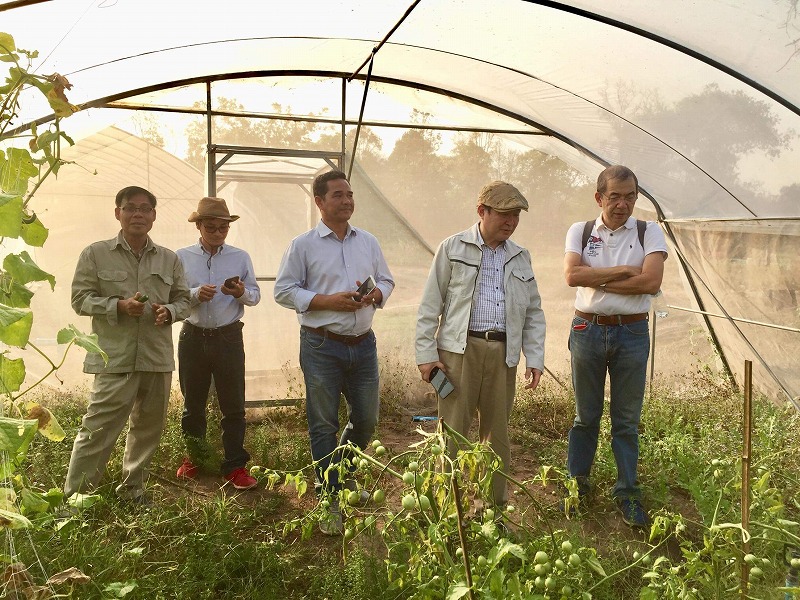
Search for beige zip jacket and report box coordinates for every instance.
[415,223,545,370]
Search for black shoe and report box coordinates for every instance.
[615,497,649,529]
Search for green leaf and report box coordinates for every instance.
[4,251,55,290]
[20,214,48,247]
[0,417,37,478]
[584,554,606,577]
[57,325,108,363]
[66,493,102,509]
[494,538,527,562]
[20,488,50,514]
[0,353,25,394]
[0,508,33,529]
[0,32,16,54]
[0,148,37,195]
[0,306,32,348]
[0,194,23,237]
[102,580,138,598]
[446,582,471,600]
[0,273,34,308]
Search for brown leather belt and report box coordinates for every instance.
[575,310,648,326]
[468,330,507,342]
[183,321,241,337]
[302,326,371,346]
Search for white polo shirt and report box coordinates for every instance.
[565,216,668,315]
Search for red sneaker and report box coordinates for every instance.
[225,467,257,490]
[176,458,198,479]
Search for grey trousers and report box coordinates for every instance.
[439,337,517,506]
[64,371,171,499]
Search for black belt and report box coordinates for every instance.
[183,321,241,337]
[575,310,649,326]
[468,330,507,342]
[302,326,371,346]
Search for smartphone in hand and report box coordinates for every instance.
[223,276,240,289]
[354,276,376,301]
[430,367,454,399]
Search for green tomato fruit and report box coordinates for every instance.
[364,515,376,528]
[582,593,592,600]
[506,504,516,513]
[633,551,641,561]
[249,466,262,476]
[569,553,582,567]
[534,563,548,576]
[372,439,382,449]
[372,489,386,504]
[477,556,488,568]
[455,547,463,557]
[534,576,545,590]
[642,554,652,565]
[401,494,416,511]
[535,550,550,565]
[418,495,431,511]
[545,576,557,590]
[359,458,369,469]
[791,557,800,569]
[321,500,330,509]
[749,566,763,577]
[408,461,419,472]
[561,540,573,553]
[711,458,721,466]
[402,471,415,485]
[347,490,361,506]
[562,585,573,596]
[555,559,566,570]
[484,508,495,521]
[430,444,442,455]
[344,528,355,541]
[743,553,757,564]
[375,445,387,457]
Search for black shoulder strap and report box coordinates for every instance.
[637,219,646,249]
[582,219,646,250]
[581,220,593,251]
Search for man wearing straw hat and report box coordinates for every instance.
[415,181,546,512]
[175,197,261,490]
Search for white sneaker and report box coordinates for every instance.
[319,501,343,536]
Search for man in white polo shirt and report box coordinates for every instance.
[563,165,668,529]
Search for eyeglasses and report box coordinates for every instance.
[600,192,638,204]
[201,224,230,233]
[121,205,154,214]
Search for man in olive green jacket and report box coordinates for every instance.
[65,185,190,502]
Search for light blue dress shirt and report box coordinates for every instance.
[273,221,395,336]
[176,241,261,328]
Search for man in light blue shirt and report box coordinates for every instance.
[176,197,261,490]
[274,170,394,535]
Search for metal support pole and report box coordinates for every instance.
[740,359,753,598]
[649,309,657,402]
[205,81,215,196]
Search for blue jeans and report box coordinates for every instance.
[299,328,380,493]
[566,315,650,498]
[178,322,250,474]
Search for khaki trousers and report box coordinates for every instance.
[64,371,171,499]
[439,337,517,506]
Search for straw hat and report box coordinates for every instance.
[188,197,240,222]
[477,181,529,212]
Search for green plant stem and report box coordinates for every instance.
[587,532,675,593]
[13,340,72,401]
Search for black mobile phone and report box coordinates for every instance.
[354,276,376,300]
[430,367,454,399]
[223,276,240,289]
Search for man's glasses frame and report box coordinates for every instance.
[120,204,154,214]
[201,223,230,234]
